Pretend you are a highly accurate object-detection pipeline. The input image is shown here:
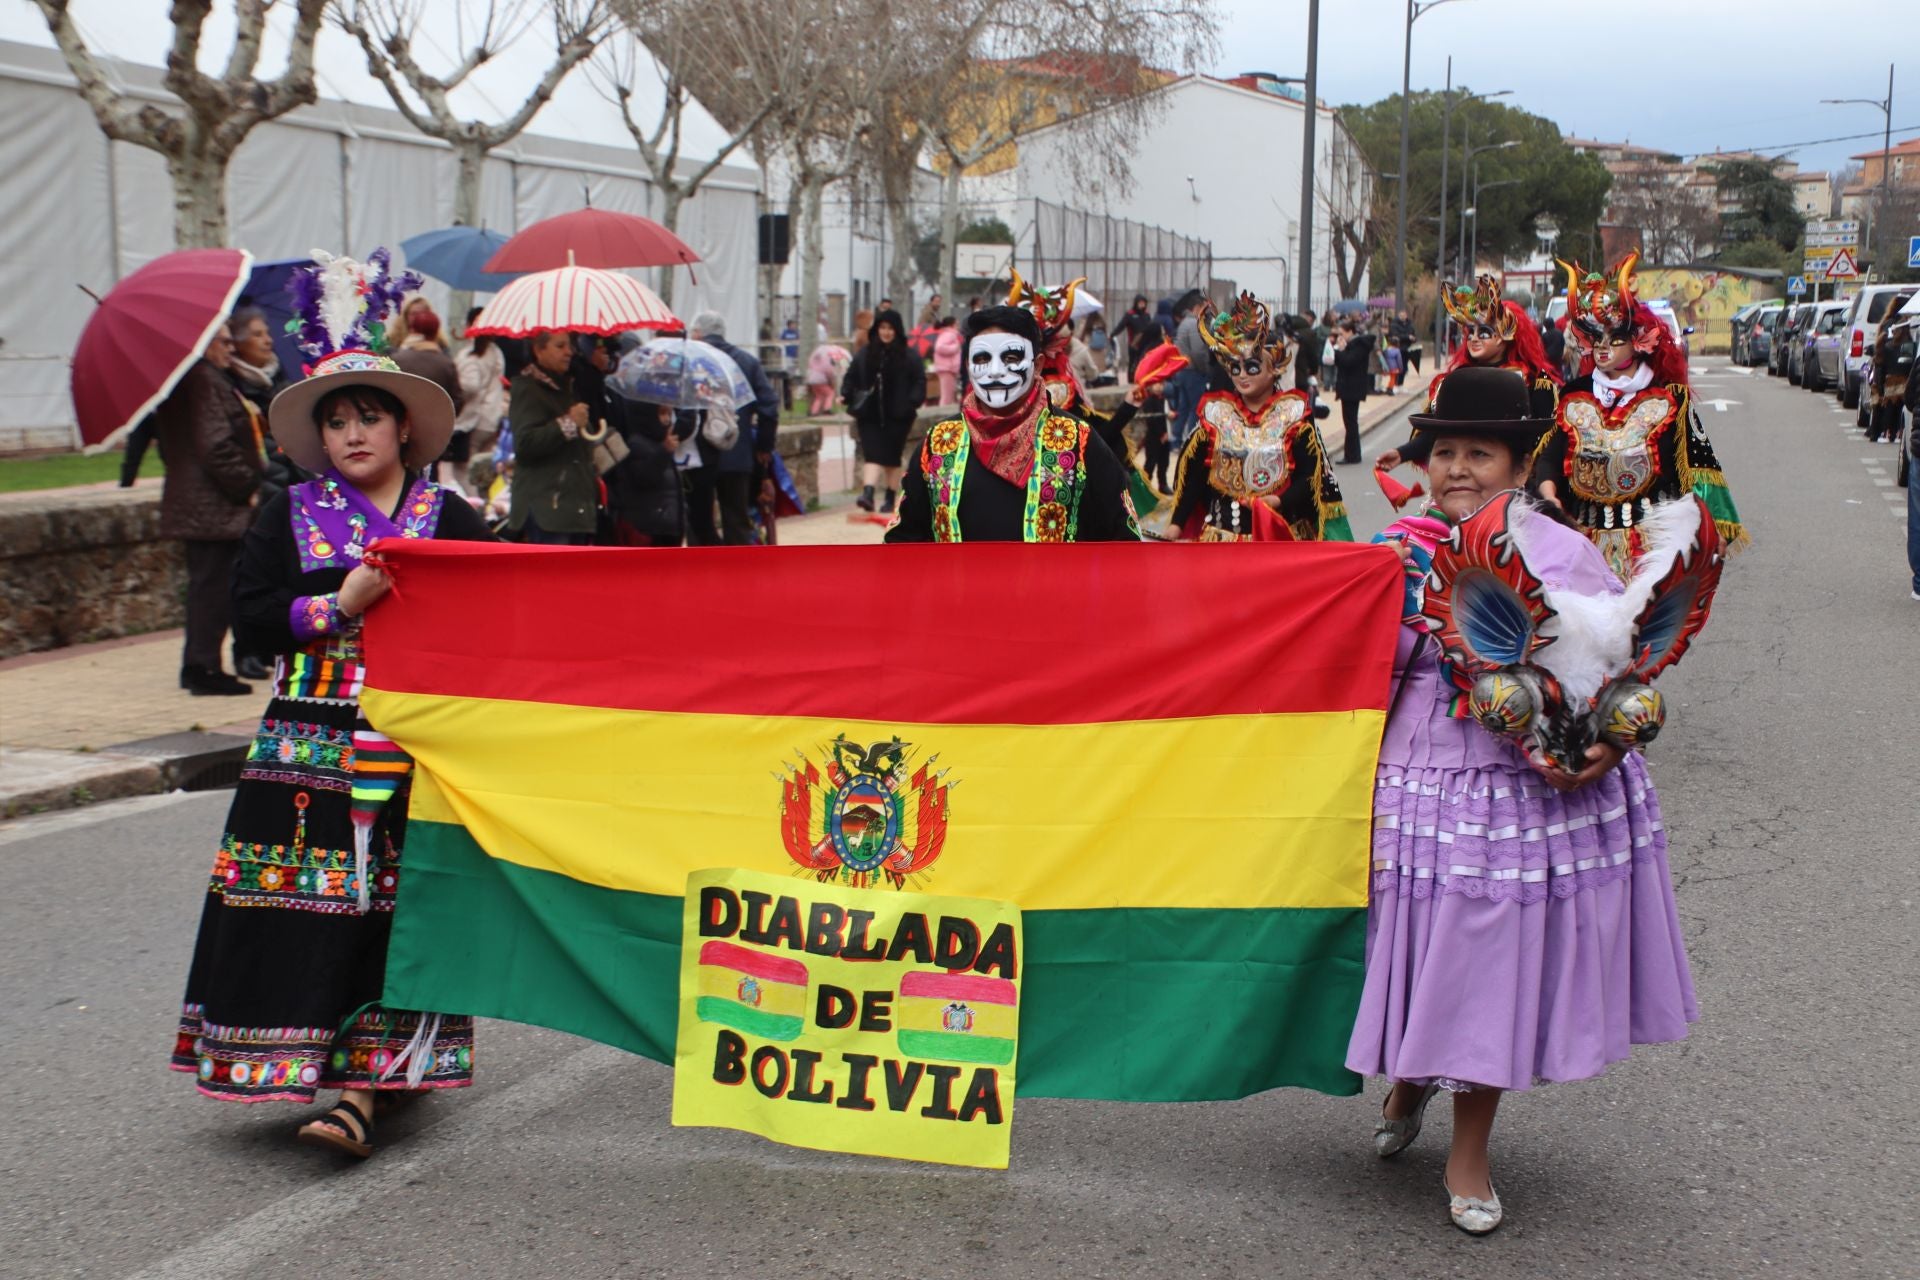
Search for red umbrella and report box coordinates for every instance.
[483,208,700,276]
[71,248,253,448]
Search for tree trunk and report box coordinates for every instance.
[169,145,230,250]
[935,163,964,313]
[886,196,918,310]
[449,140,489,331]
[797,167,826,367]
[656,185,686,309]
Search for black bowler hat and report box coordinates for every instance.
[1397,365,1549,463]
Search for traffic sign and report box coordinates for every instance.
[1806,231,1860,248]
[1804,252,1835,275]
[1909,236,1920,270]
[1787,275,1806,296]
[1808,219,1861,235]
[1825,248,1859,280]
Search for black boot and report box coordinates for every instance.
[235,654,272,681]
[880,488,897,515]
[856,485,875,512]
[181,664,252,697]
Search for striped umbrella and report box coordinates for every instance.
[465,265,676,337]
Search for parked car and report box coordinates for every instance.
[1804,300,1851,392]
[1780,303,1818,381]
[1772,303,1814,377]
[1733,300,1784,366]
[1839,284,1914,408]
[1644,298,1692,361]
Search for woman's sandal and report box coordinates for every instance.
[296,1097,374,1159]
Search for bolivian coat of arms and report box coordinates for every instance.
[778,736,952,889]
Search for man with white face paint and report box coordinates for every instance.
[1168,292,1352,542]
[885,305,1139,543]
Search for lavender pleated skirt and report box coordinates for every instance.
[1345,752,1698,1092]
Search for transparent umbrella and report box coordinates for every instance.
[608,337,751,416]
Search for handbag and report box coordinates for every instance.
[589,423,630,475]
[701,409,740,451]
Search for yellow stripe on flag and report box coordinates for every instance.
[694,962,809,1019]
[370,690,1377,912]
[895,995,1019,1040]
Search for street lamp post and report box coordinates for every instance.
[1394,0,1466,313]
[1469,176,1523,281]
[1433,72,1511,355]
[1458,136,1520,274]
[1822,64,1894,260]
[1298,0,1320,317]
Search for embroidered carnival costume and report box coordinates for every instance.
[1427,274,1562,418]
[886,304,1138,543]
[171,252,493,1117]
[1168,291,1352,541]
[1536,252,1749,576]
[1347,367,1719,1234]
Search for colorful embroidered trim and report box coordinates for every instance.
[921,410,1089,543]
[290,592,349,641]
[291,472,446,572]
[208,831,398,913]
[239,719,356,791]
[172,1004,474,1101]
[277,633,366,703]
[349,729,413,827]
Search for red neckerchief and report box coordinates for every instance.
[960,383,1044,487]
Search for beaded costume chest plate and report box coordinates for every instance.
[1202,392,1309,502]
[1557,389,1679,505]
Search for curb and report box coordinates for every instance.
[0,730,249,820]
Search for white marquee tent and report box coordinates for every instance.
[0,39,762,450]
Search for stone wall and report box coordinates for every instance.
[0,425,825,659]
[0,487,184,660]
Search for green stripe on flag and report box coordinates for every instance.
[896,1028,1017,1066]
[384,819,1366,1100]
[694,997,803,1043]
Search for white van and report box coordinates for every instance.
[1840,285,1913,408]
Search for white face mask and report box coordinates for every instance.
[968,332,1035,409]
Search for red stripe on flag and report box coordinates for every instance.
[899,971,1017,1004]
[698,939,808,986]
[361,542,1401,724]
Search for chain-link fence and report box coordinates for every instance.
[1022,199,1213,304]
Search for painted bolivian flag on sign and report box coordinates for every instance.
[364,541,1402,1102]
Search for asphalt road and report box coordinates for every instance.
[3,363,1916,1279]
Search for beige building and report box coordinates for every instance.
[1790,171,1834,219]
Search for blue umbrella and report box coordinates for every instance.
[399,227,520,293]
[236,256,312,378]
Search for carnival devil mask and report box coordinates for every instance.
[969,332,1036,409]
[1558,251,1656,355]
[1200,290,1292,380]
[1441,274,1518,343]
[1006,271,1083,340]
[1422,491,1723,772]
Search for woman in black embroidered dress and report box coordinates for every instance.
[170,260,493,1160]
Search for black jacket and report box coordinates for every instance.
[698,335,780,473]
[1332,332,1375,401]
[842,343,927,426]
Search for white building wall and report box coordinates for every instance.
[1004,77,1370,316]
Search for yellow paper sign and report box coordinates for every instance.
[671,867,1022,1169]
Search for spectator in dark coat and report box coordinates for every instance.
[391,305,468,491]
[222,306,303,679]
[840,307,926,516]
[607,401,686,546]
[1116,294,1162,378]
[1331,315,1375,465]
[1292,312,1325,396]
[506,331,597,544]
[154,324,263,695]
[1169,289,1211,451]
[690,310,781,544]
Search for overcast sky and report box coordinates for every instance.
[0,1,1909,178]
[1221,0,1911,177]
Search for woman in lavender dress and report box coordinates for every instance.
[1347,367,1697,1234]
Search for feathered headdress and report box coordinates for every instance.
[286,248,422,372]
[1441,274,1519,340]
[1200,290,1292,374]
[1007,270,1083,339]
[1558,251,1655,355]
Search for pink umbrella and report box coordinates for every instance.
[71,248,253,448]
[483,208,700,275]
[465,265,676,337]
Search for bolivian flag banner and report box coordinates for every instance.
[676,867,1024,1168]
[363,540,1403,1159]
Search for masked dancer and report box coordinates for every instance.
[1535,253,1748,576]
[170,252,495,1161]
[886,305,1138,542]
[1168,291,1352,542]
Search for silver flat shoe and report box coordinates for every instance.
[1372,1081,1440,1158]
[1446,1177,1503,1235]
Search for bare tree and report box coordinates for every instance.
[31,0,327,248]
[1321,128,1384,299]
[923,0,1217,306]
[1604,161,1716,263]
[336,0,611,232]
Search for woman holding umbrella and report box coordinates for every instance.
[170,253,494,1160]
[841,308,927,515]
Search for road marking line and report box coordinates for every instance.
[1873,478,1895,486]
[124,1042,634,1280]
[0,790,200,847]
